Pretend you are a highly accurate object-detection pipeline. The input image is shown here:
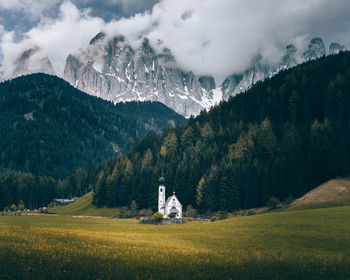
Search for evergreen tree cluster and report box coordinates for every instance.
[0,166,97,210]
[0,73,185,178]
[93,51,350,212]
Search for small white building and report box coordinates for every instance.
[158,177,182,218]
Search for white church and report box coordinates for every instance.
[158,177,182,218]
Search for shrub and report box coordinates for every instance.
[184,205,198,218]
[153,212,164,221]
[218,211,228,220]
[139,208,153,217]
[118,207,134,218]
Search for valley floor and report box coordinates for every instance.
[0,206,350,279]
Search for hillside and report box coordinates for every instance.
[289,178,350,210]
[48,193,120,217]
[0,73,185,179]
[92,51,350,212]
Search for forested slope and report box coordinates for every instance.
[0,73,185,178]
[93,51,350,212]
[0,73,185,210]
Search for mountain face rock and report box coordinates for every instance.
[64,34,216,117]
[329,42,346,55]
[281,44,299,67]
[302,37,326,61]
[65,35,346,116]
[221,55,272,100]
[2,46,55,80]
[221,38,346,101]
[221,74,243,101]
[6,33,346,117]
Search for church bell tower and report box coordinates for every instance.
[158,176,166,214]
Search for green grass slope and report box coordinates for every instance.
[1,206,350,279]
[48,193,120,217]
[289,178,350,210]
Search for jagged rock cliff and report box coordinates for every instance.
[329,42,346,55]
[6,46,54,79]
[221,37,346,100]
[221,54,273,100]
[3,33,346,117]
[64,33,216,117]
[302,37,326,60]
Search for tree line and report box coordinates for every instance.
[0,73,185,210]
[92,51,350,213]
[0,166,96,210]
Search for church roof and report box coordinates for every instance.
[165,193,182,207]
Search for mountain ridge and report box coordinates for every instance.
[0,73,185,178]
[63,34,216,117]
[1,34,347,117]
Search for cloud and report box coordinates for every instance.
[0,1,105,79]
[0,0,61,21]
[92,0,350,80]
[1,0,350,81]
[112,0,350,80]
[0,0,159,33]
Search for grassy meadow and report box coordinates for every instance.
[0,206,350,279]
[289,178,350,211]
[48,193,121,217]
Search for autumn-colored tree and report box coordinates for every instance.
[18,200,25,210]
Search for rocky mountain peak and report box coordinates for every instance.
[303,37,326,60]
[89,32,106,45]
[286,44,297,53]
[9,33,346,118]
[221,74,244,100]
[157,48,176,66]
[282,44,298,67]
[199,76,216,91]
[110,35,126,46]
[221,37,346,102]
[329,42,346,55]
[139,37,155,55]
[13,46,54,78]
[63,33,216,117]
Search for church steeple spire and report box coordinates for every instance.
[158,176,166,215]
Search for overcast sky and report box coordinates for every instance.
[0,0,350,81]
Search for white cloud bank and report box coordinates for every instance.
[1,0,350,81]
[0,1,105,78]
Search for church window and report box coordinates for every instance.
[160,189,162,192]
